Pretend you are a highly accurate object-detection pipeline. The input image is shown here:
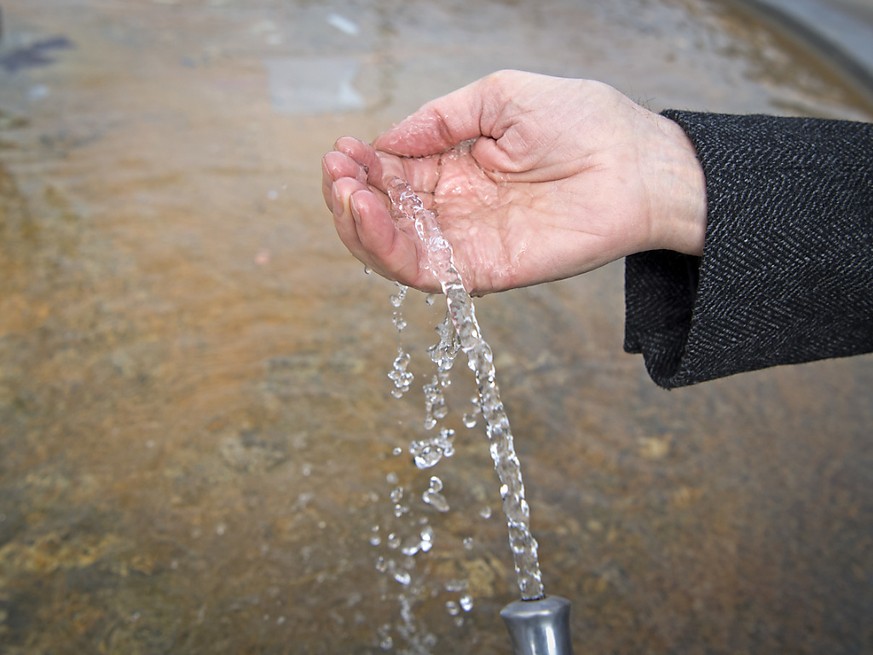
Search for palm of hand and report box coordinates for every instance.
[379,139,644,295]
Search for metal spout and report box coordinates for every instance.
[500,596,573,655]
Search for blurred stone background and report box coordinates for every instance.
[0,1,870,653]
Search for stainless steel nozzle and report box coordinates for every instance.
[500,595,574,655]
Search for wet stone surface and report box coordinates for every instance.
[0,0,871,653]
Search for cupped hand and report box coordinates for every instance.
[322,70,706,295]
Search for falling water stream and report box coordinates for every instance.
[386,176,545,602]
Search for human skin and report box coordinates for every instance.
[322,70,707,295]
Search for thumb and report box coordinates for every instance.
[373,73,508,157]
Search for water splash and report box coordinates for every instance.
[372,471,438,653]
[388,347,414,399]
[410,427,455,470]
[390,282,409,332]
[387,177,545,601]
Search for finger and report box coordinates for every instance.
[330,177,375,267]
[350,188,440,292]
[471,134,528,174]
[322,151,364,212]
[334,136,384,189]
[331,135,443,207]
[374,152,442,210]
[331,176,433,290]
[331,181,398,284]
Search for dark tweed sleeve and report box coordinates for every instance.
[624,111,873,388]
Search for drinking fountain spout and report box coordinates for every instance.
[500,596,574,655]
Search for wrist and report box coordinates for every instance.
[648,114,707,257]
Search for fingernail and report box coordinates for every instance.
[321,156,334,181]
[350,194,362,224]
[331,185,344,217]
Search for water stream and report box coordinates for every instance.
[386,177,545,602]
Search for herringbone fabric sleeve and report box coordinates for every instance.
[624,111,873,388]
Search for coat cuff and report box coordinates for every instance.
[625,110,873,388]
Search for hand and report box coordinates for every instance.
[322,70,706,295]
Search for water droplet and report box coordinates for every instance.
[421,473,450,511]
[425,293,436,306]
[392,446,403,456]
[445,579,467,593]
[479,506,492,519]
[459,595,474,612]
[378,624,394,651]
[422,488,449,513]
[463,536,474,550]
[401,536,421,557]
[393,570,411,586]
[363,265,372,275]
[411,443,442,469]
[389,283,408,308]
[445,600,460,616]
